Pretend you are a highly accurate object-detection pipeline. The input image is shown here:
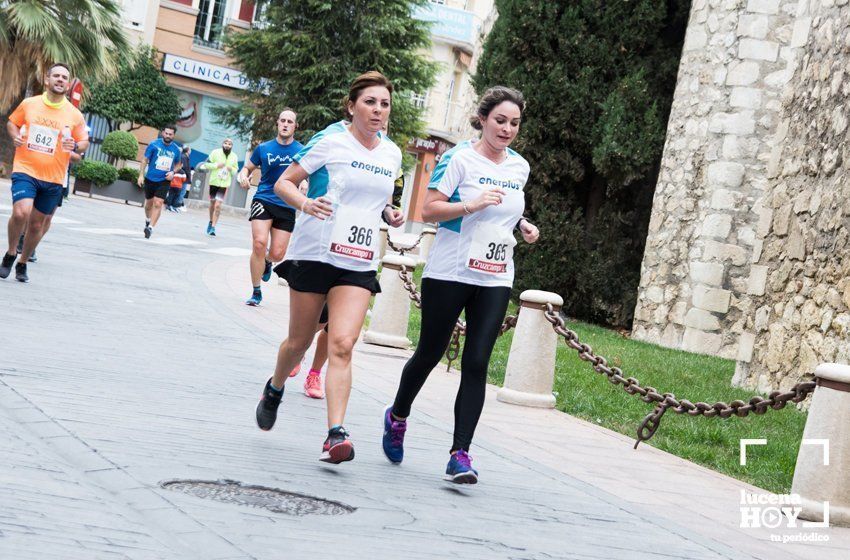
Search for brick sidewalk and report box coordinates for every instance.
[1,183,847,559]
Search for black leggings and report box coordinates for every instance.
[392,278,510,452]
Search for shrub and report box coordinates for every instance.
[117,167,139,184]
[101,130,139,161]
[72,160,119,187]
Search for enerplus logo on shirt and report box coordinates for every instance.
[350,160,394,177]
[479,176,522,190]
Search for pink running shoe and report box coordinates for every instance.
[304,370,324,399]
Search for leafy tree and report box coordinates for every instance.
[475,0,690,326]
[0,0,129,111]
[0,0,130,171]
[101,130,139,163]
[84,45,182,131]
[217,0,438,152]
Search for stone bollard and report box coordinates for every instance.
[791,363,850,527]
[496,290,563,408]
[417,225,437,265]
[379,224,389,260]
[363,254,417,349]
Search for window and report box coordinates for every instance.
[252,0,270,29]
[410,91,428,110]
[194,0,229,50]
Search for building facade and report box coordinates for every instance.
[401,0,496,228]
[118,0,257,170]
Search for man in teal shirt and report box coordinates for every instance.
[201,138,238,236]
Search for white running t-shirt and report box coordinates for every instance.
[284,122,402,272]
[423,141,530,288]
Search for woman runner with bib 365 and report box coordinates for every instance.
[381,86,539,483]
[254,71,404,464]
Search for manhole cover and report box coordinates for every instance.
[160,479,356,516]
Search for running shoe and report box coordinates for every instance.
[304,371,324,399]
[144,225,152,239]
[262,259,272,282]
[15,262,28,283]
[246,291,262,306]
[28,250,37,263]
[0,253,15,279]
[445,450,478,484]
[255,378,284,431]
[320,426,355,464]
[206,222,215,236]
[381,405,406,464]
[289,361,301,378]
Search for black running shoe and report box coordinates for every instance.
[320,426,355,464]
[0,253,15,279]
[15,262,28,283]
[255,378,283,431]
[144,225,152,239]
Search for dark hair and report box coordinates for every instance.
[162,125,177,133]
[470,86,525,131]
[278,107,297,122]
[47,62,71,75]
[182,145,190,153]
[342,71,393,117]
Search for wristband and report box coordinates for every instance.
[462,202,472,215]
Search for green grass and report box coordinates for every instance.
[400,267,807,494]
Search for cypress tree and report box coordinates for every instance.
[475,0,690,326]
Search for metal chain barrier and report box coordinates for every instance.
[385,232,814,446]
[540,304,817,448]
[386,233,424,256]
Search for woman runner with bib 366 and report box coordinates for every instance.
[381,86,539,483]
[254,71,404,463]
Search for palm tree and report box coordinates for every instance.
[0,0,130,112]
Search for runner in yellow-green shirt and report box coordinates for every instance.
[200,138,238,236]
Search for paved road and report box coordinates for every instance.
[1,187,846,559]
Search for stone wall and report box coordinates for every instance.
[632,0,805,360]
[734,0,850,391]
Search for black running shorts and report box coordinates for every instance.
[209,185,227,201]
[143,179,170,200]
[274,260,381,295]
[249,198,296,232]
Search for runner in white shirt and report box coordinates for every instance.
[254,71,404,464]
[381,86,540,484]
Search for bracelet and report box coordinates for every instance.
[300,199,309,213]
[462,202,471,215]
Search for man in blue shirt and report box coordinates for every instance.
[137,125,182,239]
[237,108,304,306]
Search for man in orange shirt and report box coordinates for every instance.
[1,63,88,282]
